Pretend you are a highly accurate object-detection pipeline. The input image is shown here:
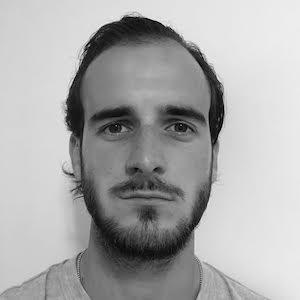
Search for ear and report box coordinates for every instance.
[211,140,219,183]
[69,134,81,180]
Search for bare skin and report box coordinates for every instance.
[70,40,218,300]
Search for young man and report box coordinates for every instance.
[1,14,268,300]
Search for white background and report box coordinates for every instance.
[1,1,300,299]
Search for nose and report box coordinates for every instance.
[125,126,167,177]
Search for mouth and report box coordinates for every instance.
[119,192,173,201]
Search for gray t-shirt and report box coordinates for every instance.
[0,254,269,299]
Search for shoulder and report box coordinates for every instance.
[200,261,270,300]
[0,270,48,300]
[0,256,77,300]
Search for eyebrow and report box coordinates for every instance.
[88,104,207,127]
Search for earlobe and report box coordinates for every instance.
[69,134,81,180]
[212,140,219,183]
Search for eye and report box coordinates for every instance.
[99,121,195,136]
[166,122,195,134]
[102,122,131,135]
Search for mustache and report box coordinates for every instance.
[109,174,184,199]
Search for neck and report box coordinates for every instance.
[80,224,201,300]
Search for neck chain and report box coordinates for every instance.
[76,250,203,299]
[76,250,85,284]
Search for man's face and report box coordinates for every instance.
[70,40,218,262]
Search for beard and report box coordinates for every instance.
[79,155,212,270]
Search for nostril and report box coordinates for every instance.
[153,166,164,174]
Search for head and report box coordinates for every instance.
[64,14,224,264]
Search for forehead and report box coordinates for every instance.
[81,41,210,121]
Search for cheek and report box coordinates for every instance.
[171,145,211,213]
[82,136,124,184]
[174,142,212,183]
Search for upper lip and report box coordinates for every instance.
[119,192,173,201]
